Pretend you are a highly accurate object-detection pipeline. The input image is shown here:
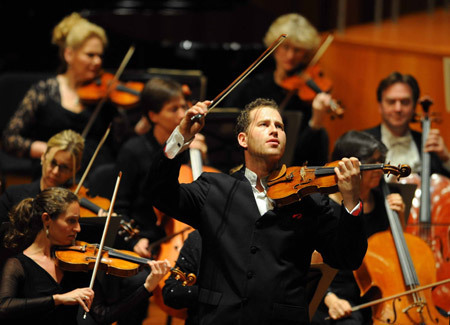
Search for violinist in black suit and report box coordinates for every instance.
[145,98,367,324]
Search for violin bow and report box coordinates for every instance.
[83,171,122,319]
[82,45,135,138]
[191,34,287,121]
[307,33,334,68]
[324,277,450,320]
[74,124,111,195]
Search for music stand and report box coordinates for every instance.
[78,216,122,247]
[306,263,338,321]
[280,111,303,166]
[201,108,243,173]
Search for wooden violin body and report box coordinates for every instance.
[54,241,150,277]
[69,184,111,217]
[267,162,411,207]
[78,72,144,109]
[280,65,345,119]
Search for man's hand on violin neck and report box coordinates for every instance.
[179,100,211,141]
[335,157,361,211]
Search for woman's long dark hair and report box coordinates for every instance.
[4,187,78,251]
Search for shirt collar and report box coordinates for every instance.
[380,123,412,147]
[244,168,268,191]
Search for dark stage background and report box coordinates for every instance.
[0,0,442,101]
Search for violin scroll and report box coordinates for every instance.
[170,267,197,286]
[118,219,141,242]
[383,163,411,180]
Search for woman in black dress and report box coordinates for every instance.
[0,187,170,324]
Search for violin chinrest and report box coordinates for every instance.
[267,164,287,185]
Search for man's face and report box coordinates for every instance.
[149,94,187,139]
[238,106,286,162]
[378,82,415,135]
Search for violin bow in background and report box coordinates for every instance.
[83,171,122,319]
[191,34,287,121]
[82,45,135,138]
[74,124,111,196]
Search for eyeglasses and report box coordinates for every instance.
[48,159,72,174]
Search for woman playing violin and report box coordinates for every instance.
[224,13,333,166]
[0,187,171,325]
[1,12,122,177]
[311,130,405,324]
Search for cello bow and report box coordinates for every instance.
[324,277,450,320]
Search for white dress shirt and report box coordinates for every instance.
[381,124,421,174]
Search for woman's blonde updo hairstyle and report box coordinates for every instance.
[52,12,107,69]
[264,13,320,50]
[44,129,85,183]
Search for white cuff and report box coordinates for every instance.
[165,126,193,159]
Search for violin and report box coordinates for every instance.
[69,184,111,217]
[54,240,149,277]
[267,161,411,207]
[77,71,144,109]
[280,65,345,119]
[277,34,344,119]
[54,240,199,283]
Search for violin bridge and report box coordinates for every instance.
[300,167,306,181]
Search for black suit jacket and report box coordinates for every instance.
[146,149,367,325]
[364,125,450,177]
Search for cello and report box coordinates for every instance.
[399,97,450,311]
[352,179,448,324]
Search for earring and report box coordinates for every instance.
[45,227,49,237]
